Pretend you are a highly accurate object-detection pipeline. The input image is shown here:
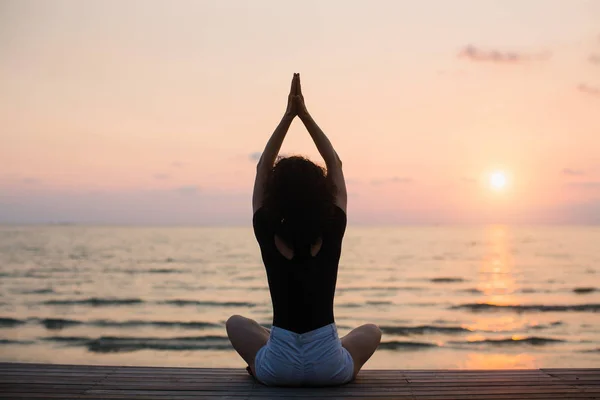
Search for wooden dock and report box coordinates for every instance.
[0,363,599,399]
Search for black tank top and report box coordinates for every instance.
[252,206,347,334]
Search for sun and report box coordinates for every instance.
[490,171,507,191]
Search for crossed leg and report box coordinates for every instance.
[227,316,381,381]
[340,323,382,379]
[226,315,270,376]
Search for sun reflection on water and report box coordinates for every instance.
[458,353,538,369]
[462,225,540,368]
[478,225,517,304]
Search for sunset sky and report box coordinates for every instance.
[1,0,599,225]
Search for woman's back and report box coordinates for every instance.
[253,205,347,333]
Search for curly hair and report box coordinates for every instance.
[263,155,337,260]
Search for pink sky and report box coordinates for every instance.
[1,0,599,225]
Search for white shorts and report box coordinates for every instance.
[254,323,354,387]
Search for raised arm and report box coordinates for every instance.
[252,74,299,213]
[294,75,347,212]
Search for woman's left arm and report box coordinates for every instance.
[252,74,299,213]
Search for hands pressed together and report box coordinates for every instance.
[284,73,310,120]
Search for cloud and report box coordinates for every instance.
[249,152,262,161]
[171,161,185,168]
[458,45,550,63]
[153,173,171,180]
[175,185,200,196]
[551,198,600,224]
[461,177,477,183]
[391,177,413,183]
[562,168,585,176]
[578,84,600,96]
[566,181,600,190]
[345,178,362,185]
[371,177,413,186]
[21,178,40,184]
[590,54,600,65]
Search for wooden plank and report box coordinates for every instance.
[79,392,590,399]
[89,381,579,389]
[0,396,255,400]
[0,396,585,400]
[75,380,572,389]
[543,370,600,375]
[0,376,252,384]
[2,363,600,400]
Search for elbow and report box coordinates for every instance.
[256,159,272,172]
[334,152,342,167]
[328,155,342,169]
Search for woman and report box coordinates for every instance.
[226,73,381,387]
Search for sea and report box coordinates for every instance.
[0,225,599,369]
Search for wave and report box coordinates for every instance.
[20,288,55,294]
[366,301,393,306]
[431,277,465,283]
[408,302,440,307]
[449,336,565,346]
[106,268,188,274]
[380,325,471,336]
[159,300,256,308]
[1,271,50,278]
[573,287,597,294]
[520,288,541,293]
[42,335,231,353]
[378,340,438,350]
[247,286,268,291]
[138,257,203,264]
[36,318,83,330]
[338,286,425,293]
[22,272,52,279]
[122,319,214,330]
[43,298,144,306]
[0,317,25,328]
[0,339,35,345]
[582,348,600,353]
[451,302,600,313]
[91,319,219,329]
[233,276,255,281]
[337,303,362,308]
[340,301,444,308]
[530,321,564,330]
[459,288,483,294]
[460,287,553,295]
[0,316,221,330]
[142,268,188,274]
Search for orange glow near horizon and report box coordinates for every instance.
[458,353,538,369]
